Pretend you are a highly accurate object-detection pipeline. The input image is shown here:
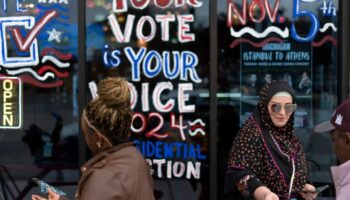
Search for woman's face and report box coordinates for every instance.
[267,95,294,127]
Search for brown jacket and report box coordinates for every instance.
[60,142,155,200]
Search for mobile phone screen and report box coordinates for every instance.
[32,178,66,196]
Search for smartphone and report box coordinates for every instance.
[32,178,66,196]
[302,184,329,193]
[315,185,330,193]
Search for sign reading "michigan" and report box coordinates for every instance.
[0,77,22,129]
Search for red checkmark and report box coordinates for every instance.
[11,10,57,51]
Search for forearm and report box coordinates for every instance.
[225,168,265,200]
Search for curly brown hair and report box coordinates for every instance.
[84,77,133,145]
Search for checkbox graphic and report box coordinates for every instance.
[0,16,39,68]
[0,10,57,68]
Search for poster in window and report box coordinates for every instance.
[227,0,338,128]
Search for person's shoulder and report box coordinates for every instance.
[101,147,153,192]
[116,145,144,159]
[230,118,262,147]
[107,146,148,168]
[93,147,150,180]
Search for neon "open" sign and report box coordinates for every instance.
[0,77,22,129]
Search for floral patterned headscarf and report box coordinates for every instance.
[257,80,298,155]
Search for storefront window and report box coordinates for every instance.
[0,0,79,199]
[218,0,339,198]
[86,1,210,199]
[0,0,345,199]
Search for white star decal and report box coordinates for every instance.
[47,28,63,43]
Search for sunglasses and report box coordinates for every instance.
[269,103,297,113]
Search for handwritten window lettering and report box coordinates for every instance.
[100,0,206,179]
[0,2,73,88]
[227,0,337,43]
[229,0,337,128]
[113,0,203,13]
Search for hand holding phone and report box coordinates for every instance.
[32,178,66,196]
[302,184,329,193]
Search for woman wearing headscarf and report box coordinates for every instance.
[32,77,155,200]
[224,80,317,200]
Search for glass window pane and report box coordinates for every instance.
[0,0,79,199]
[218,0,339,198]
[86,1,210,199]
